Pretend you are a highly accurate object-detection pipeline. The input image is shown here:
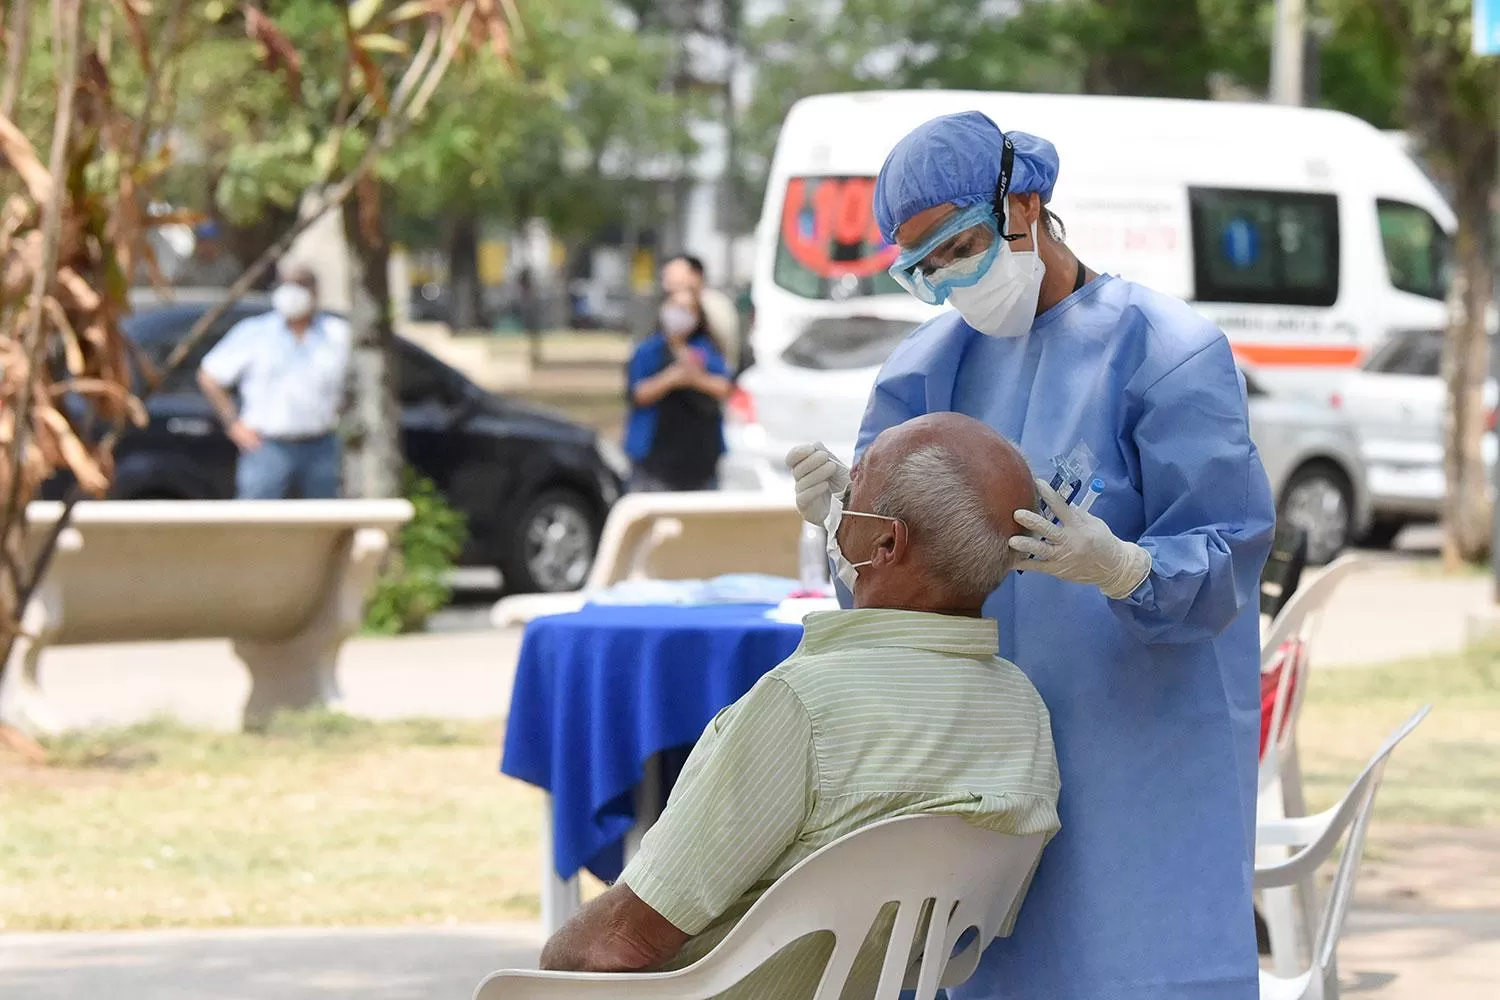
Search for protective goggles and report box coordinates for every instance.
[887,203,1005,305]
[886,134,1026,305]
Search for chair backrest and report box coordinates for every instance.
[1260,522,1309,619]
[585,491,803,589]
[657,815,1046,1000]
[24,499,411,644]
[1258,555,1368,793]
[1260,554,1366,666]
[1256,706,1430,990]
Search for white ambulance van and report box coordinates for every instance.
[724,90,1454,489]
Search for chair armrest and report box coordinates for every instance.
[1254,804,1344,890]
[474,968,707,1000]
[1255,807,1337,849]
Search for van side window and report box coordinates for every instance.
[1363,329,1444,377]
[1188,188,1339,307]
[1377,200,1449,300]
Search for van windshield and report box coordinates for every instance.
[781,317,916,371]
[774,176,905,300]
[1377,200,1449,300]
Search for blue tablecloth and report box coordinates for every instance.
[502,603,805,882]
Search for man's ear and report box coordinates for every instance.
[871,519,906,568]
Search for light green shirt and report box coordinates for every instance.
[619,608,1061,1000]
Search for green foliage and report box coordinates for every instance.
[386,0,693,241]
[363,469,468,635]
[738,0,1406,205]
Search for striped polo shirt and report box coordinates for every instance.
[619,608,1061,999]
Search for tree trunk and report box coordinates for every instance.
[1441,185,1493,568]
[518,269,543,369]
[341,187,402,500]
[446,214,481,331]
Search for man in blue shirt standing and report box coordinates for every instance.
[198,265,352,499]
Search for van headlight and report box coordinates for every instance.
[595,436,632,480]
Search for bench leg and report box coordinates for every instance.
[232,528,390,731]
[1,582,63,735]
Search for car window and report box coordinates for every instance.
[397,341,466,406]
[1240,369,1267,397]
[774,176,905,300]
[1364,329,1443,377]
[1377,200,1449,300]
[780,317,915,371]
[128,307,260,393]
[1189,187,1339,307]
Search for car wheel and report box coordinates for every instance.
[1279,461,1354,566]
[503,488,600,594]
[1358,516,1406,550]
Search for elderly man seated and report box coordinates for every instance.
[539,412,1061,996]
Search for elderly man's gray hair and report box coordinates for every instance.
[870,443,1029,602]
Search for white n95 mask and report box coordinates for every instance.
[824,489,900,592]
[659,304,698,338]
[947,219,1045,338]
[272,282,315,321]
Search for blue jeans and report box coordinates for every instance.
[236,433,341,499]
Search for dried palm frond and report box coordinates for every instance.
[1,38,152,507]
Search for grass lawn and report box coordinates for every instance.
[2,647,1495,932]
[1295,645,1500,826]
[0,713,540,931]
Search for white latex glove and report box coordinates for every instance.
[1009,478,1152,600]
[785,442,851,526]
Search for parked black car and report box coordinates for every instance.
[47,294,628,594]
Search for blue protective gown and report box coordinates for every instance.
[854,274,1276,1000]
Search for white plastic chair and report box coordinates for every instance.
[1260,554,1369,808]
[1256,555,1368,976]
[1255,705,1430,1000]
[473,815,1047,1000]
[491,491,803,626]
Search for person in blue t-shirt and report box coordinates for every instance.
[624,289,733,492]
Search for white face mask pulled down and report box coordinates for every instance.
[946,219,1046,339]
[823,490,900,592]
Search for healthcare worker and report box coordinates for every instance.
[787,111,1276,1000]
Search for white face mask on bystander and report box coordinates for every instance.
[272,282,315,321]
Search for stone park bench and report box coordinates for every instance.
[490,490,806,627]
[2,499,412,733]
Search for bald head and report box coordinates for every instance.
[842,413,1036,612]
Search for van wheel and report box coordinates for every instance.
[501,488,600,594]
[1279,462,1354,566]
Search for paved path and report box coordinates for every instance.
[8,628,522,732]
[1308,557,1491,667]
[2,912,1496,1000]
[0,924,540,1000]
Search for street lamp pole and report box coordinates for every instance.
[1270,0,1307,106]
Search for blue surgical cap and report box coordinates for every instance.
[873,111,1061,241]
